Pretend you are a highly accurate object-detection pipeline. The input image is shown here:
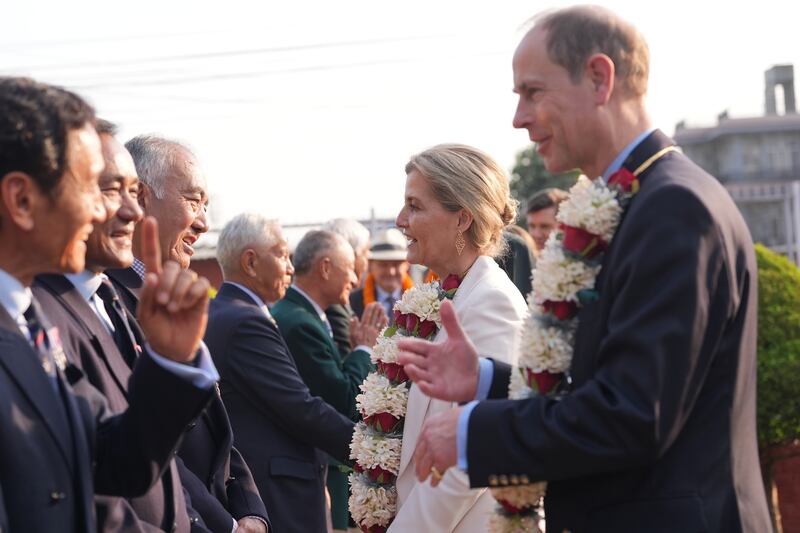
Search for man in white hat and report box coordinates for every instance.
[349,228,411,323]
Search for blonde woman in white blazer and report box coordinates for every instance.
[390,144,527,532]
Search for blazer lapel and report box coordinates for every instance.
[398,259,490,476]
[37,274,134,398]
[0,306,75,469]
[105,267,143,315]
[285,287,340,356]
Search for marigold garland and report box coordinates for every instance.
[362,272,414,307]
[349,273,462,532]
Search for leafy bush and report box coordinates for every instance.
[755,244,800,446]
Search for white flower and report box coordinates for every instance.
[349,423,402,474]
[492,484,547,507]
[532,240,600,304]
[516,311,575,374]
[349,473,397,528]
[557,175,623,242]
[372,332,402,364]
[394,283,442,325]
[356,373,409,418]
[508,367,533,400]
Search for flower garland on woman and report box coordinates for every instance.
[489,168,640,533]
[349,274,462,533]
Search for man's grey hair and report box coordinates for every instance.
[125,134,195,199]
[293,230,349,276]
[217,213,282,278]
[322,218,370,252]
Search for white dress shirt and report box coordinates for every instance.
[62,269,219,388]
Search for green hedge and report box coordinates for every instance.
[756,244,800,446]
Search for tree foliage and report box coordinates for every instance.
[509,144,580,222]
[755,244,800,446]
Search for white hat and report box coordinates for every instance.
[368,228,408,261]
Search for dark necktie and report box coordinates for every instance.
[384,295,395,325]
[96,279,140,368]
[23,300,63,386]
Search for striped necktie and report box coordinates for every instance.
[23,300,64,384]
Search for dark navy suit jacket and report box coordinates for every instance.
[469,130,772,533]
[205,282,354,533]
[0,298,212,533]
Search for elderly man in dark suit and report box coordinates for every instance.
[33,119,195,533]
[322,218,371,358]
[397,7,772,533]
[34,121,267,533]
[99,134,267,533]
[106,134,210,314]
[205,213,357,533]
[0,76,215,533]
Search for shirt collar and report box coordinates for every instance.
[65,270,105,302]
[0,268,33,323]
[375,284,400,303]
[291,284,328,322]
[226,281,273,317]
[601,127,656,182]
[131,258,146,280]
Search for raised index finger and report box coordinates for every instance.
[141,216,162,276]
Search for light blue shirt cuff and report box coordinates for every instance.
[146,341,219,389]
[457,400,479,472]
[475,357,494,400]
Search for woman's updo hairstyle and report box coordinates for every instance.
[405,143,517,257]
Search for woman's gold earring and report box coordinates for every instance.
[455,230,466,256]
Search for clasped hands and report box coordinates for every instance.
[396,299,480,487]
[136,216,210,364]
[349,301,388,348]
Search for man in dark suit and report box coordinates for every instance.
[33,119,194,533]
[34,121,267,533]
[322,218,371,358]
[397,7,772,533]
[206,213,357,533]
[106,134,210,315]
[100,134,268,533]
[0,77,215,532]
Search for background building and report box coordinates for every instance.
[675,65,800,263]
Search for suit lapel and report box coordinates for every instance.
[620,129,675,181]
[0,306,75,469]
[106,267,143,315]
[37,274,134,398]
[285,287,340,357]
[398,259,490,477]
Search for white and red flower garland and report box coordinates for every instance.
[349,274,462,533]
[490,168,640,533]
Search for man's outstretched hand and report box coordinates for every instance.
[396,299,480,403]
[137,216,209,363]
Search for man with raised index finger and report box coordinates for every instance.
[0,76,216,533]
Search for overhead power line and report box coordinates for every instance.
[2,34,455,73]
[64,49,504,91]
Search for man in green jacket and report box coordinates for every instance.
[272,229,385,531]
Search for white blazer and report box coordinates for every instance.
[389,256,527,533]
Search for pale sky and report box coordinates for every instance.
[3,0,799,231]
